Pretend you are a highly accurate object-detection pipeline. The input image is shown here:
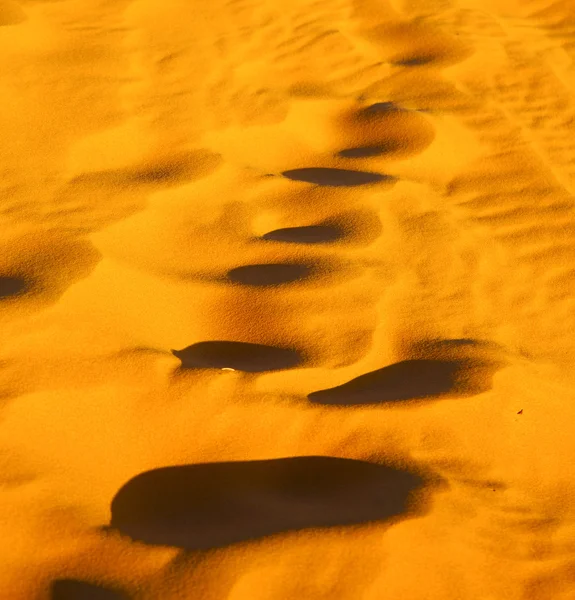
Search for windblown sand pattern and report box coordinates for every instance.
[1,0,575,599]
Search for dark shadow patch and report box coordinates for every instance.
[337,146,386,158]
[129,165,177,184]
[392,55,436,67]
[226,263,311,286]
[359,102,405,115]
[337,141,403,158]
[258,208,382,249]
[308,358,487,405]
[281,168,392,187]
[50,579,128,600]
[0,276,29,299]
[108,456,425,550]
[261,225,344,244]
[172,341,303,372]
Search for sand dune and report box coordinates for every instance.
[2,0,575,598]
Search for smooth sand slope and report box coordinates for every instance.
[1,0,575,598]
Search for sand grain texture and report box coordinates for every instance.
[1,0,575,598]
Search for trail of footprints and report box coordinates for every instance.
[0,11,525,599]
[58,102,487,594]
[18,45,487,600]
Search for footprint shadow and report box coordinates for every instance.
[392,55,436,67]
[108,456,427,551]
[361,102,404,113]
[308,341,505,405]
[172,341,304,372]
[337,142,402,159]
[308,360,466,405]
[226,263,312,286]
[261,224,345,244]
[256,208,382,248]
[281,168,394,187]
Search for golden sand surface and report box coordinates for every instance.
[2,0,575,598]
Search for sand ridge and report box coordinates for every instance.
[1,0,575,598]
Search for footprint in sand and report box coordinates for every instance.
[50,579,128,600]
[261,224,345,244]
[257,209,382,249]
[108,456,426,551]
[218,250,358,289]
[334,101,435,162]
[172,341,303,372]
[226,262,312,286]
[308,359,474,405]
[308,339,506,406]
[281,167,394,187]
[337,143,403,159]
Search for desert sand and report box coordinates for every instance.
[1,0,575,598]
